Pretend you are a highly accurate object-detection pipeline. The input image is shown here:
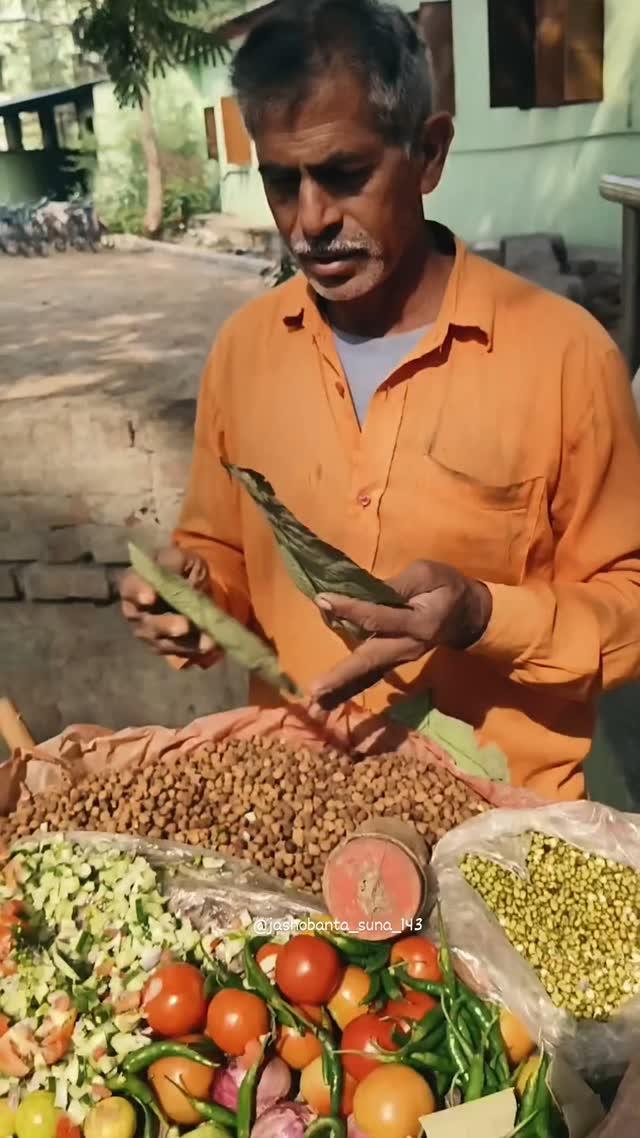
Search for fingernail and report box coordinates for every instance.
[140,590,154,605]
[316,596,333,612]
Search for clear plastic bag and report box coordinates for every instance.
[430,801,640,1077]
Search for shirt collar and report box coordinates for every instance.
[280,224,495,356]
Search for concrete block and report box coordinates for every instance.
[0,566,18,599]
[502,233,570,276]
[0,528,45,561]
[21,563,111,602]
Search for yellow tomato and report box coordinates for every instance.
[328,966,371,1029]
[83,1097,137,1138]
[516,1054,542,1098]
[0,1100,14,1138]
[300,1056,355,1117]
[500,1008,536,1067]
[353,1065,435,1138]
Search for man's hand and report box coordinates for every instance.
[309,560,492,709]
[120,546,216,660]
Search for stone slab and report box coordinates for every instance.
[0,601,247,761]
[20,563,111,602]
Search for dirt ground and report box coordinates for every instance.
[0,248,262,408]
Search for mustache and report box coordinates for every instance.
[290,239,378,259]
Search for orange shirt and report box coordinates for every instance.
[174,234,640,801]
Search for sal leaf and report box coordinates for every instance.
[389,693,510,784]
[224,465,405,636]
[129,544,300,698]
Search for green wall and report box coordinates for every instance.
[428,0,640,248]
[202,0,640,247]
[92,69,220,221]
[0,152,50,203]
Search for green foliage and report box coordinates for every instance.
[73,0,232,107]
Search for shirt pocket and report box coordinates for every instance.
[416,454,546,585]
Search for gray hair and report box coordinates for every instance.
[231,0,433,151]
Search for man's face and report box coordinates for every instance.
[254,68,448,303]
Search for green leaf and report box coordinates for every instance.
[128,543,300,698]
[225,464,406,636]
[389,693,510,784]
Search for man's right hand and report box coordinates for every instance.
[119,546,216,660]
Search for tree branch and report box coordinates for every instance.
[0,17,73,28]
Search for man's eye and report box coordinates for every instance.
[322,167,372,192]
[264,172,300,197]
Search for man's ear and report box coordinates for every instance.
[419,112,455,196]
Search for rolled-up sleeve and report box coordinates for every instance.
[470,342,640,699]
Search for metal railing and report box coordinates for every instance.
[599,174,640,375]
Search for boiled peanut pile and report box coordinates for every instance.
[0,737,486,893]
[462,833,640,1020]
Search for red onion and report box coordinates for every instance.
[348,1115,372,1138]
[212,1056,292,1116]
[250,1102,317,1138]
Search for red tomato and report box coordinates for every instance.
[206,988,270,1056]
[382,1001,432,1028]
[256,943,283,972]
[390,937,442,984]
[276,936,342,1006]
[384,994,437,1035]
[341,1013,399,1083]
[56,1118,82,1138]
[142,963,207,1037]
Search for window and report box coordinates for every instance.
[488,0,604,110]
[203,106,219,161]
[416,2,456,115]
[220,96,252,167]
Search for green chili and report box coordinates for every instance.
[381,969,403,1001]
[122,1040,219,1074]
[362,970,383,1006]
[408,1051,456,1075]
[106,1074,162,1137]
[437,905,457,996]
[164,1080,238,1131]
[106,1073,159,1110]
[464,1054,485,1103]
[304,1118,346,1138]
[317,930,390,971]
[434,1069,450,1100]
[393,968,444,999]
[243,938,302,1030]
[515,1055,547,1138]
[533,1056,553,1138]
[237,1036,268,1138]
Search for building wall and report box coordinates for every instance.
[203,0,639,247]
[92,68,220,218]
[0,151,50,202]
[429,0,640,248]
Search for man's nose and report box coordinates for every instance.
[296,175,342,241]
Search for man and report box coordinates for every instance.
[121,0,640,800]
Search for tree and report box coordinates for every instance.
[73,0,232,236]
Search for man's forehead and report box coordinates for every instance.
[254,68,383,164]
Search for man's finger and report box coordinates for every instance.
[316,594,416,637]
[310,635,419,709]
[137,612,192,641]
[119,570,156,608]
[387,560,444,599]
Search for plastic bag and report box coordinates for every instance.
[430,801,640,1076]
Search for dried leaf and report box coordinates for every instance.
[128,544,300,698]
[225,465,405,636]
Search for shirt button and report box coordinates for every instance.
[357,493,372,508]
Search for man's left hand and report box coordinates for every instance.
[309,560,492,710]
